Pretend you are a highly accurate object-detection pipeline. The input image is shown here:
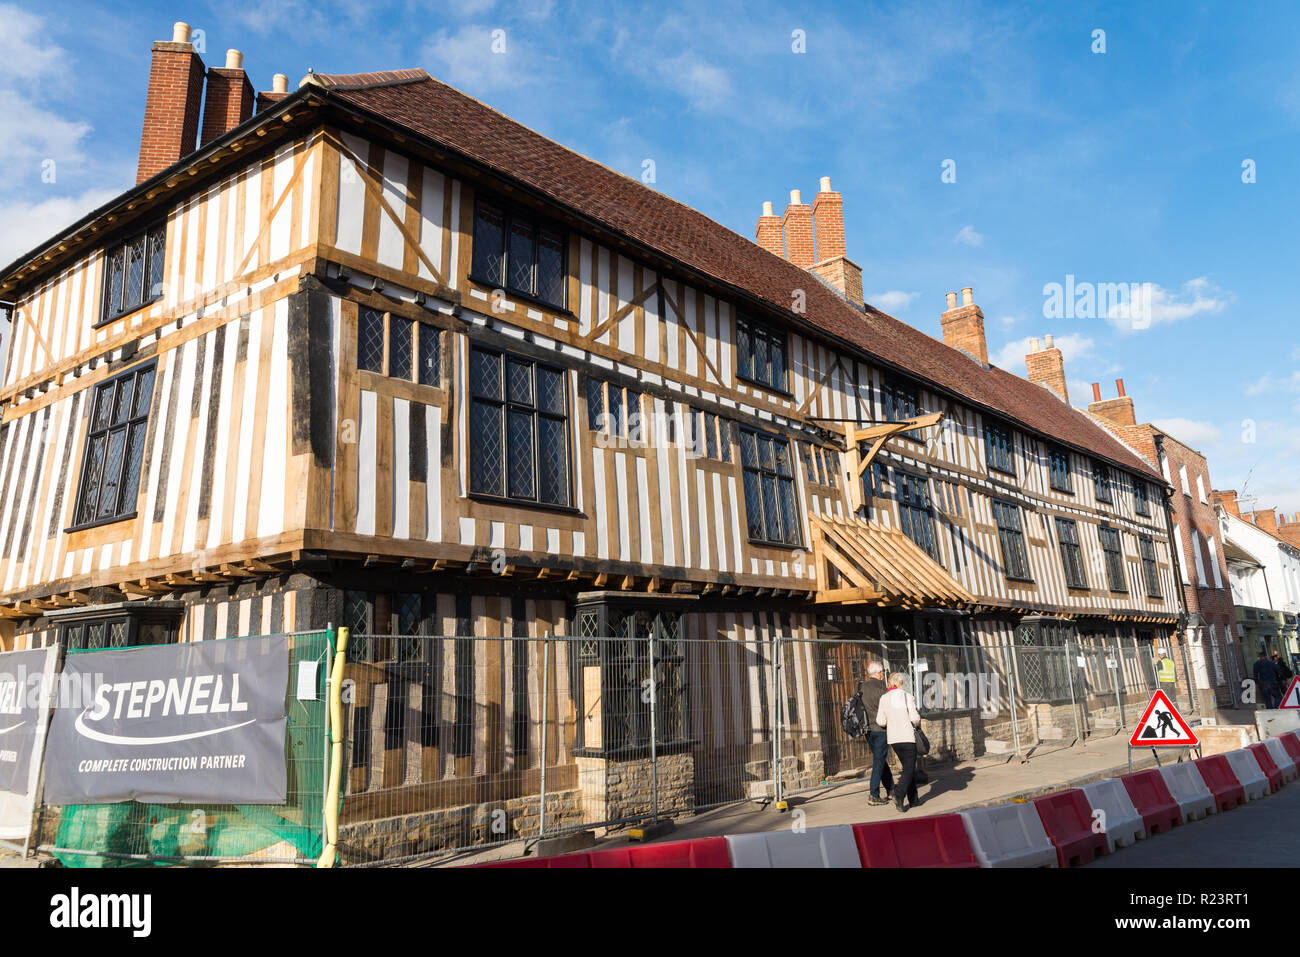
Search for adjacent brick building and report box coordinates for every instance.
[1087,382,1239,708]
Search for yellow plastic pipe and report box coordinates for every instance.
[317,626,348,868]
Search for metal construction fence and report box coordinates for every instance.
[33,630,334,868]
[334,630,1238,866]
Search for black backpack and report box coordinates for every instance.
[840,683,869,739]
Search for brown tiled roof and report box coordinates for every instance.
[316,70,1163,481]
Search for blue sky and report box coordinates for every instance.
[4,0,1300,510]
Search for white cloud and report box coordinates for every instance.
[0,4,68,86]
[998,314,1021,327]
[654,52,732,110]
[1151,418,1222,451]
[0,89,91,167]
[954,224,984,247]
[1245,371,1300,396]
[423,25,544,92]
[869,290,920,313]
[0,188,117,268]
[1107,276,1230,332]
[991,332,1094,370]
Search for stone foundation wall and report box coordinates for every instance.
[340,789,585,861]
[576,752,695,822]
[919,711,976,761]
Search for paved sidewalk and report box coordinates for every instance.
[435,726,1212,866]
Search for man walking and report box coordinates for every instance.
[1254,651,1281,709]
[860,661,895,806]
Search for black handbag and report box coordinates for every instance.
[914,726,931,756]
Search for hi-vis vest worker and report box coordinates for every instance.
[1156,649,1176,683]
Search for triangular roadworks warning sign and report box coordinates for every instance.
[1279,676,1300,709]
[1128,689,1198,747]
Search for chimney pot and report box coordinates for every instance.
[172,21,191,43]
[225,49,244,69]
[819,175,832,192]
[1029,337,1041,352]
[945,291,958,309]
[1115,378,1126,397]
[1044,333,1054,349]
[762,200,774,217]
[790,189,802,205]
[273,73,289,93]
[961,287,974,306]
[1091,382,1102,402]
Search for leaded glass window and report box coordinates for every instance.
[1056,516,1088,588]
[72,363,156,529]
[735,315,787,392]
[100,223,166,324]
[1099,526,1127,593]
[1049,448,1073,493]
[469,346,570,507]
[471,199,567,309]
[740,426,801,546]
[1139,534,1162,598]
[896,470,937,560]
[985,421,1015,475]
[992,499,1031,580]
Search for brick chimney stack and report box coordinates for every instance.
[1088,378,1136,428]
[782,189,815,268]
[755,201,782,257]
[940,287,988,365]
[807,176,864,308]
[137,22,207,184]
[1252,508,1279,535]
[1025,333,1068,403]
[1278,513,1300,549]
[811,176,845,260]
[1212,489,1241,518]
[200,49,255,146]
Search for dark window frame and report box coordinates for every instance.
[992,498,1032,581]
[896,470,938,560]
[1139,534,1162,598]
[735,315,790,394]
[984,421,1016,476]
[98,222,166,326]
[1093,460,1113,504]
[468,345,572,509]
[469,197,569,310]
[1133,477,1151,517]
[69,361,157,532]
[357,308,441,386]
[739,426,802,547]
[1099,525,1128,593]
[1048,448,1073,493]
[1055,516,1088,589]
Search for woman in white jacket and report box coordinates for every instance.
[875,673,922,812]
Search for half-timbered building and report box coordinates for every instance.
[0,24,1182,834]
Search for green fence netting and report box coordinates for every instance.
[43,630,333,868]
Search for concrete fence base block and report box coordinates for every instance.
[533,830,597,858]
[1256,710,1300,740]
[1080,778,1146,853]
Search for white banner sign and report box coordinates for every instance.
[0,645,58,842]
